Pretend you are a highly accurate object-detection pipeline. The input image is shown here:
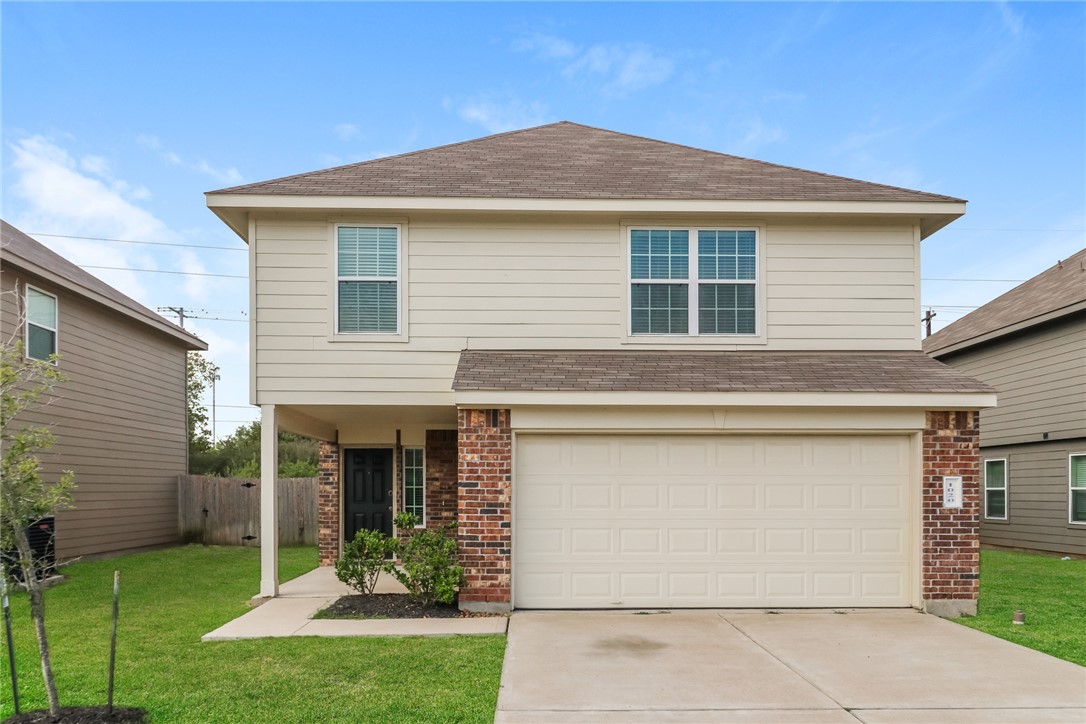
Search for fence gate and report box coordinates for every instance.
[178,475,318,546]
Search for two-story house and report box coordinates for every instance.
[207,122,993,617]
[1,220,206,560]
[925,249,1086,557]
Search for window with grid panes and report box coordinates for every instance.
[630,228,757,335]
[337,226,399,333]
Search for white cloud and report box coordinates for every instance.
[455,96,551,134]
[137,133,242,185]
[997,1,1025,37]
[513,33,675,98]
[333,123,360,140]
[512,32,578,60]
[729,118,788,155]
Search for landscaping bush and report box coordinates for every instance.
[335,528,395,595]
[389,513,462,606]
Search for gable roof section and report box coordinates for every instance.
[453,350,993,395]
[924,247,1086,356]
[1,220,206,350]
[211,122,962,204]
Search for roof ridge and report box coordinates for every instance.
[209,122,575,195]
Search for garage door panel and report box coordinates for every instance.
[514,434,912,608]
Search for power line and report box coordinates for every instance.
[82,264,246,279]
[29,232,245,252]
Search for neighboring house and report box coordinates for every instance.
[0,220,206,560]
[206,122,994,617]
[925,249,1086,557]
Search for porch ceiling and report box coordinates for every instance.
[280,404,457,438]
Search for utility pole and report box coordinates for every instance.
[158,306,188,328]
[212,371,221,442]
[922,309,937,338]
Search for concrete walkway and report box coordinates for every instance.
[202,567,507,641]
[496,610,1086,723]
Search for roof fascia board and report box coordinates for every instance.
[4,256,207,350]
[928,301,1086,358]
[453,390,997,409]
[206,193,965,218]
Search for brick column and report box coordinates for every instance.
[317,441,340,566]
[457,409,512,612]
[922,411,980,617]
[425,429,458,530]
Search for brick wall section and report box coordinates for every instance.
[457,409,512,611]
[426,430,458,530]
[317,441,340,566]
[922,410,980,615]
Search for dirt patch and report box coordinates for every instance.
[3,706,147,723]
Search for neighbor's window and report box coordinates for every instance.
[984,459,1007,520]
[1070,454,1086,524]
[336,225,399,334]
[403,447,425,524]
[630,228,757,335]
[26,285,58,361]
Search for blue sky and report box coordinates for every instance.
[3,1,1084,437]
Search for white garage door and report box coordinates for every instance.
[514,434,913,609]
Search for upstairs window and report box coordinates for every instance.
[984,459,1007,520]
[26,285,58,361]
[336,225,399,334]
[630,228,757,336]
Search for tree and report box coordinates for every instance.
[189,421,319,478]
[186,351,219,468]
[0,336,75,717]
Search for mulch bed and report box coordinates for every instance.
[316,593,500,619]
[3,706,147,723]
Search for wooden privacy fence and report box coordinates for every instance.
[178,475,318,546]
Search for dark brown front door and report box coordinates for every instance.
[343,448,393,540]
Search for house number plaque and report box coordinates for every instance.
[942,476,963,509]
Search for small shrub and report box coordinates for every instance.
[389,516,462,606]
[335,528,395,595]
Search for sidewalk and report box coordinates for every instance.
[202,567,508,641]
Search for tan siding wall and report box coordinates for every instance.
[252,215,921,405]
[0,269,189,560]
[941,316,1086,448]
[980,439,1086,556]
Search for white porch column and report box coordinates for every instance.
[259,404,279,598]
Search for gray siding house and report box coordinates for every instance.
[0,220,206,560]
[925,248,1086,556]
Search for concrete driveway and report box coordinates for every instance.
[496,610,1086,723]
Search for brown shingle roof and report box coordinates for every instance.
[453,350,993,394]
[211,122,962,204]
[1,220,206,350]
[924,247,1086,355]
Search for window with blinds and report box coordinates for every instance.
[629,227,758,336]
[26,285,58,361]
[1070,454,1086,524]
[337,225,399,334]
[984,459,1007,520]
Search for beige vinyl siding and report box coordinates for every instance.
[940,316,1086,448]
[0,270,188,560]
[252,216,921,405]
[980,439,1086,556]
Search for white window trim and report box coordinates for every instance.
[25,284,58,363]
[623,225,766,343]
[984,458,1008,521]
[1069,452,1086,526]
[332,222,406,340]
[403,446,426,527]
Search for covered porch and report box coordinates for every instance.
[255,403,509,612]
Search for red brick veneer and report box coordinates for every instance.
[317,441,340,566]
[425,430,458,530]
[457,409,512,611]
[922,411,980,616]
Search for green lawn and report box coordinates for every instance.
[957,548,1086,666]
[0,545,505,722]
